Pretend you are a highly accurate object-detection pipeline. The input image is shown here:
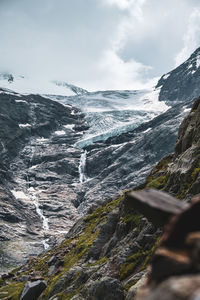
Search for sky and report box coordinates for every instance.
[0,0,200,91]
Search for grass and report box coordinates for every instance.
[0,282,24,300]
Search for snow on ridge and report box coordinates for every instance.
[163,73,170,80]
[196,56,200,69]
[0,74,76,96]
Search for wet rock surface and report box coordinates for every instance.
[0,91,88,271]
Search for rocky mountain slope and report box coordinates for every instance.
[0,93,199,300]
[143,96,200,200]
[157,47,200,105]
[0,89,89,272]
[0,87,191,273]
[1,47,200,274]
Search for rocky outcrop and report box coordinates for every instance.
[21,280,47,300]
[144,96,200,201]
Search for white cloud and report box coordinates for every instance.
[0,0,200,91]
[175,8,200,66]
[93,49,152,90]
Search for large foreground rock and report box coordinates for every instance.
[21,280,47,300]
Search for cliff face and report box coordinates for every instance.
[0,90,88,272]
[145,96,200,200]
[0,97,199,299]
[156,47,200,105]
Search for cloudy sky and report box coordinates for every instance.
[1,0,200,91]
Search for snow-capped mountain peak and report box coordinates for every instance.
[156,46,200,104]
[0,72,88,96]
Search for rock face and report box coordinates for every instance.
[144,96,200,201]
[0,90,88,271]
[79,99,192,213]
[157,47,200,105]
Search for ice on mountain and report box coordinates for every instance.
[19,123,31,128]
[55,130,65,135]
[64,124,74,130]
[11,190,29,200]
[15,99,28,103]
[163,73,170,80]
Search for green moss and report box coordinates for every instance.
[144,156,172,190]
[146,173,170,189]
[0,282,24,300]
[177,159,200,199]
[120,251,143,280]
[120,237,160,281]
[42,196,124,299]
[84,196,123,223]
[124,279,139,292]
[120,214,142,226]
[0,195,124,299]
[141,237,160,270]
[87,256,108,267]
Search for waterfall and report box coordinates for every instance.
[29,190,50,249]
[27,143,50,250]
[79,150,87,183]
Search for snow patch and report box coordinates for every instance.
[0,74,76,96]
[183,107,191,113]
[187,64,193,69]
[36,137,48,143]
[142,128,152,134]
[64,124,74,130]
[15,99,27,103]
[163,73,170,80]
[55,130,65,136]
[19,123,31,128]
[197,56,200,69]
[11,190,29,200]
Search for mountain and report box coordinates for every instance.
[0,93,199,300]
[0,47,199,273]
[0,73,88,96]
[156,47,200,105]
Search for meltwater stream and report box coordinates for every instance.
[28,188,50,250]
[79,150,87,183]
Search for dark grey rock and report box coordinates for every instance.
[87,277,125,300]
[20,280,47,300]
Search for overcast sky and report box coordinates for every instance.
[1,0,200,91]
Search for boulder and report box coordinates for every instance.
[125,189,187,227]
[87,277,125,300]
[20,280,47,300]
